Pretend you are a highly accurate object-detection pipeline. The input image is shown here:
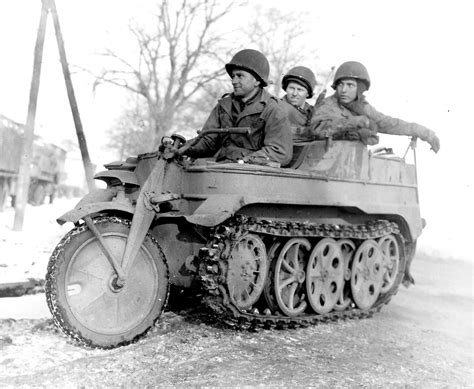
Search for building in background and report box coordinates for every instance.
[0,114,87,210]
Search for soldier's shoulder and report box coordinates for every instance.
[267,96,290,115]
[216,93,233,109]
[323,94,338,104]
[314,94,338,109]
[217,93,233,104]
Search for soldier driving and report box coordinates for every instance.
[310,61,440,152]
[182,49,293,167]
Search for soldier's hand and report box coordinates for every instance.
[419,129,440,153]
[427,132,440,153]
[353,115,370,129]
[358,128,379,146]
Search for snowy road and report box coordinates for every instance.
[0,253,472,387]
[0,294,50,320]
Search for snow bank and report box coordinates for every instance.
[0,198,79,284]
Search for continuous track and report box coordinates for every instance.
[198,215,406,330]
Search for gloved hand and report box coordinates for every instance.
[358,128,379,146]
[347,115,370,129]
[423,130,440,153]
[336,129,379,145]
[342,131,360,140]
[415,126,440,153]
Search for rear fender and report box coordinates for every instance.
[57,188,135,225]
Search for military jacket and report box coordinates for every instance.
[311,94,432,139]
[187,89,292,166]
[281,96,313,142]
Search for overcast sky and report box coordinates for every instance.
[0,0,472,259]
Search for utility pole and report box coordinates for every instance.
[49,0,95,191]
[13,0,49,231]
[13,0,96,230]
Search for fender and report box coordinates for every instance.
[94,170,139,186]
[184,194,247,227]
[57,187,135,225]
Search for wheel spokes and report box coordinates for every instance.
[278,274,298,291]
[273,238,310,316]
[378,235,401,293]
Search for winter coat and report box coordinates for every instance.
[311,94,438,148]
[280,96,313,142]
[186,89,293,166]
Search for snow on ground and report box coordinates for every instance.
[0,198,80,284]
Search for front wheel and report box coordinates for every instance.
[45,216,169,349]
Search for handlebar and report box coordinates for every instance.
[176,127,251,155]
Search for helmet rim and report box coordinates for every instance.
[331,61,371,90]
[225,49,270,87]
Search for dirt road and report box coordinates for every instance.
[0,253,472,387]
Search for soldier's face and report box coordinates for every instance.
[285,81,309,108]
[231,69,260,99]
[336,78,358,104]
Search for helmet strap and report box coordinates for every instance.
[356,80,367,101]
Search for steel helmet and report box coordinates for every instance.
[225,49,270,87]
[282,66,317,98]
[331,61,371,90]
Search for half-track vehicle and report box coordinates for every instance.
[45,129,423,349]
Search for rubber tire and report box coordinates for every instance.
[45,217,169,349]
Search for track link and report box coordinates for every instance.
[198,215,406,330]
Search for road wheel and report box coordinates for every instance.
[306,238,345,314]
[273,238,310,316]
[226,233,268,310]
[45,216,169,349]
[378,235,400,293]
[334,239,356,311]
[350,239,384,310]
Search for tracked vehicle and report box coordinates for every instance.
[45,130,423,349]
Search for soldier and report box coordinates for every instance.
[280,66,317,142]
[184,49,293,166]
[310,61,440,152]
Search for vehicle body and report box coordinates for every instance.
[0,114,66,209]
[45,131,423,349]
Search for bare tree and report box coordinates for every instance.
[245,6,319,97]
[106,74,230,158]
[94,0,242,150]
[171,77,229,136]
[106,102,151,160]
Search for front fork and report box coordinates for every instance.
[83,157,169,287]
